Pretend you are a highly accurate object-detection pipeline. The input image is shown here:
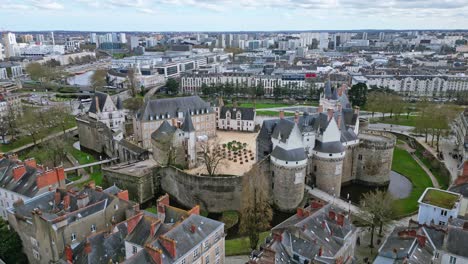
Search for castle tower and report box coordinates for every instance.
[270,118,308,211]
[181,112,197,168]
[312,109,345,197]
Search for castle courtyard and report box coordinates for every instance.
[185,130,259,176]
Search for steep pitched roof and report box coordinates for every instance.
[116,96,123,110]
[88,91,109,114]
[180,112,195,133]
[271,146,307,162]
[151,121,177,141]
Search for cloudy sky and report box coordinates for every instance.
[1,0,468,31]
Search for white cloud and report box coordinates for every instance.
[30,0,64,10]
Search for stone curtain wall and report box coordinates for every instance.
[157,158,272,212]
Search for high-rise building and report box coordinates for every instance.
[379,32,385,41]
[130,36,139,49]
[50,31,55,45]
[3,32,18,58]
[218,34,226,48]
[90,33,97,43]
[119,32,127,44]
[0,43,4,61]
[111,32,118,43]
[362,32,368,40]
[319,32,329,50]
[20,34,33,43]
[35,34,44,43]
[105,33,113,43]
[226,34,233,48]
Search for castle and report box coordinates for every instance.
[257,81,396,211]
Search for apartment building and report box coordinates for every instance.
[353,74,468,97]
[0,92,21,122]
[0,154,66,220]
[133,96,216,149]
[8,184,138,264]
[64,194,225,264]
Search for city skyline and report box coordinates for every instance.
[1,0,468,31]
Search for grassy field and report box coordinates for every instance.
[256,110,296,117]
[414,149,450,190]
[370,115,418,127]
[391,147,433,216]
[225,231,270,256]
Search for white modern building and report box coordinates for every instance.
[417,188,462,226]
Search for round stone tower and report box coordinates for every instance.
[354,131,396,186]
[312,143,346,197]
[271,152,308,212]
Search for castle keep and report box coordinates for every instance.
[257,81,396,211]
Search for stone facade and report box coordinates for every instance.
[353,131,396,186]
[312,155,345,196]
[103,159,158,204]
[271,160,306,211]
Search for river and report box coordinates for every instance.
[67,71,95,86]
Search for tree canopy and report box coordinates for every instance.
[348,83,368,108]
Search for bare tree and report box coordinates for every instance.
[360,189,394,248]
[19,108,44,146]
[91,69,107,92]
[239,165,273,250]
[199,139,226,176]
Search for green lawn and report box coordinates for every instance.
[391,147,433,216]
[0,117,76,152]
[220,211,239,230]
[225,231,270,256]
[256,110,295,117]
[370,115,418,127]
[414,150,450,190]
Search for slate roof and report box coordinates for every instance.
[0,158,42,197]
[153,214,223,261]
[313,141,345,153]
[151,121,177,141]
[116,96,123,110]
[118,139,148,155]
[271,146,307,162]
[124,250,156,264]
[449,183,468,198]
[271,119,295,143]
[180,112,195,133]
[88,91,109,114]
[261,204,356,263]
[446,225,468,257]
[136,96,213,121]
[219,106,255,121]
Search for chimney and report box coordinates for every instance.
[294,111,299,124]
[55,166,65,182]
[322,220,326,229]
[95,95,100,113]
[77,194,90,209]
[463,222,468,230]
[87,182,96,189]
[13,165,26,181]
[416,235,427,247]
[65,245,73,263]
[63,195,70,210]
[354,106,360,115]
[327,108,334,121]
[318,246,323,257]
[150,220,160,237]
[317,105,323,113]
[273,232,283,242]
[337,213,345,227]
[54,191,61,205]
[337,113,342,130]
[13,198,24,207]
[96,186,103,192]
[188,205,200,215]
[190,224,196,233]
[24,158,37,168]
[311,200,324,209]
[84,242,92,254]
[145,245,163,264]
[157,194,170,214]
[171,118,177,127]
[297,208,304,217]
[279,110,284,119]
[160,236,177,259]
[127,213,144,234]
[117,190,129,201]
[0,153,4,160]
[328,210,336,221]
[337,102,342,113]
